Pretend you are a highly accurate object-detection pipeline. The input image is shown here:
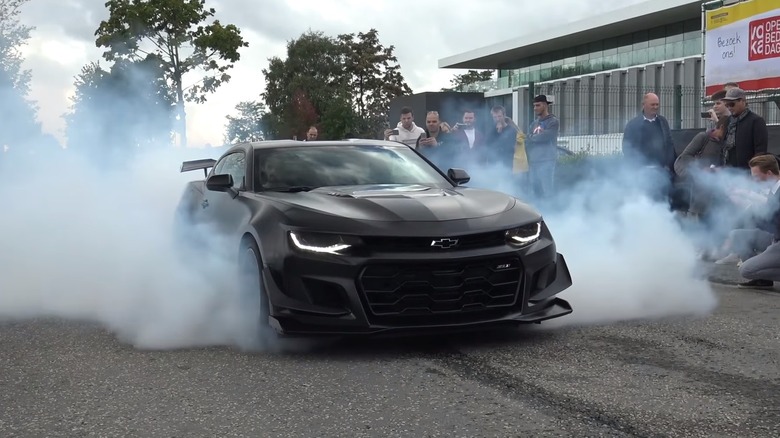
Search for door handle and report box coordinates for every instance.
[201,199,209,209]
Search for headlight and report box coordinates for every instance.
[289,231,359,255]
[505,222,541,246]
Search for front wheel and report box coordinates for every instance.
[239,238,270,330]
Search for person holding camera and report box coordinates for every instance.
[449,109,487,165]
[384,106,425,147]
[415,111,456,169]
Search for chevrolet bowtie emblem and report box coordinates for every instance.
[431,238,459,249]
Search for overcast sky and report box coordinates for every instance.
[17,0,646,148]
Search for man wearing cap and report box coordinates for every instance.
[720,87,768,170]
[525,95,560,198]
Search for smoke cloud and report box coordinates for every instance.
[538,166,719,326]
[450,149,720,328]
[2,68,740,350]
[0,55,303,351]
[0,145,296,351]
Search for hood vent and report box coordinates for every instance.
[325,189,458,199]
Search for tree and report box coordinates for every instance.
[338,29,412,136]
[0,0,33,92]
[94,0,249,148]
[224,101,266,143]
[289,89,318,140]
[441,69,495,91]
[261,30,355,140]
[0,0,47,157]
[64,57,175,167]
[260,29,412,140]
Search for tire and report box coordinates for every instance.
[239,237,270,329]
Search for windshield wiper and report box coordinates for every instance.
[264,186,318,192]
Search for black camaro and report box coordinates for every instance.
[175,140,573,336]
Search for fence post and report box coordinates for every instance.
[527,81,535,131]
[674,85,683,130]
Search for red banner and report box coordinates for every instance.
[748,15,780,61]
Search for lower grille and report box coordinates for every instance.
[358,257,522,317]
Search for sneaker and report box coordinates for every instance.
[715,253,741,265]
[737,279,774,289]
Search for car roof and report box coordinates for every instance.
[253,139,407,150]
[220,139,408,153]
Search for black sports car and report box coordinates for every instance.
[175,140,573,336]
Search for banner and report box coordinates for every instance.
[705,0,780,95]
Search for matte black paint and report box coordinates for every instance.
[176,140,574,336]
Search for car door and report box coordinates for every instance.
[199,151,251,238]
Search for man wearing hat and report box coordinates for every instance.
[525,94,560,198]
[720,87,768,170]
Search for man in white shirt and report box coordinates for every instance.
[720,154,780,289]
[449,109,487,166]
[384,106,425,147]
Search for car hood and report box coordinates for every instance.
[258,184,517,222]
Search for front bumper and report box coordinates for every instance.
[262,236,573,336]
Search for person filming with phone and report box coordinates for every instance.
[701,89,730,128]
[415,111,451,150]
[415,110,454,169]
[384,106,425,147]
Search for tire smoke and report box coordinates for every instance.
[462,157,720,328]
[0,148,295,352]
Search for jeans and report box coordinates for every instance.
[528,160,556,198]
[740,240,780,281]
[730,228,774,262]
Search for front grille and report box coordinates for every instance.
[358,256,522,318]
[361,230,506,252]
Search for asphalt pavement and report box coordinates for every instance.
[2,276,780,437]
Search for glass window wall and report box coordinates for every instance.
[499,18,701,87]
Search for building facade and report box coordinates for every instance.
[437,0,778,154]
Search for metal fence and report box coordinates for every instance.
[527,83,780,155]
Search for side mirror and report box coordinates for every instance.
[447,168,471,185]
[206,174,237,197]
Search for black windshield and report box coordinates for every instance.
[253,144,452,191]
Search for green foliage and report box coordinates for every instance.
[260,28,412,140]
[0,0,45,151]
[319,93,359,139]
[0,0,33,93]
[338,29,412,135]
[225,101,267,143]
[64,58,175,166]
[441,69,494,91]
[94,0,248,147]
[261,31,351,139]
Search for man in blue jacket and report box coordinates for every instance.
[622,92,676,203]
[526,95,560,198]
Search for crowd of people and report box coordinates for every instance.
[375,82,778,290]
[281,78,780,289]
[622,82,777,289]
[382,95,560,199]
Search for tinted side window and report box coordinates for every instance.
[215,152,246,189]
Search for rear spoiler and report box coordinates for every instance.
[180,158,217,178]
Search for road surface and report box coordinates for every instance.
[1,283,779,437]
